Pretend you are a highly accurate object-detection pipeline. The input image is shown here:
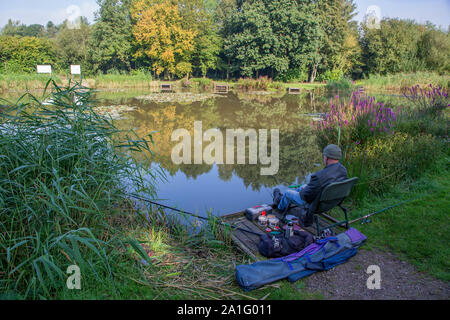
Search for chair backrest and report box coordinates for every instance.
[313,177,358,214]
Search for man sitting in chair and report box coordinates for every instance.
[273,144,348,226]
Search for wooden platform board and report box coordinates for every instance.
[222,208,344,261]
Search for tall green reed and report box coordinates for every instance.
[0,80,159,298]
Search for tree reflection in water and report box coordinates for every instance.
[100,90,331,215]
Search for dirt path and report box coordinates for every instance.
[301,248,449,300]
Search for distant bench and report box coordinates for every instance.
[160,84,173,92]
[288,87,302,94]
[214,84,229,94]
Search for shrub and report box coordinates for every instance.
[314,84,448,201]
[0,36,57,73]
[275,68,308,83]
[395,84,449,137]
[314,90,398,150]
[403,84,449,117]
[326,78,354,92]
[318,69,344,82]
[237,76,273,90]
[191,78,213,90]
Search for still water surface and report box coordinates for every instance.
[96,90,334,217]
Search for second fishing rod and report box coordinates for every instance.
[125,193,262,236]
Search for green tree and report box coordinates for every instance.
[89,0,134,73]
[55,20,91,72]
[0,36,57,73]
[188,0,222,78]
[417,25,450,74]
[1,20,45,37]
[361,18,425,75]
[45,21,59,38]
[222,0,308,78]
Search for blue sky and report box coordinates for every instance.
[0,0,449,29]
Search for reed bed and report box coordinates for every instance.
[357,72,450,91]
[0,81,159,298]
[0,74,63,92]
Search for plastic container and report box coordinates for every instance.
[245,205,273,221]
[258,212,268,226]
[268,217,279,229]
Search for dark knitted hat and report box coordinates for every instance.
[323,144,342,160]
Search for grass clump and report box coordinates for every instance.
[236,76,284,91]
[325,78,354,93]
[189,78,214,91]
[0,73,62,92]
[0,81,159,299]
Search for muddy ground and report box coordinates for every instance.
[300,248,449,300]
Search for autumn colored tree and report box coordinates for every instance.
[131,0,196,79]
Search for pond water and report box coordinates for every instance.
[95,89,335,217]
[1,87,405,219]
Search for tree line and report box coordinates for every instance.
[0,0,448,82]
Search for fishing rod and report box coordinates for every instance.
[125,193,263,237]
[349,196,424,225]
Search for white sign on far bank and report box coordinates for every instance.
[37,65,52,74]
[71,65,81,75]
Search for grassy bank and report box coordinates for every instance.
[55,166,449,299]
[357,72,450,91]
[354,167,450,281]
[0,73,157,92]
[0,74,64,92]
[0,73,327,94]
[1,71,448,95]
[5,71,448,94]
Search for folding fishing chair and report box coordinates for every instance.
[305,177,359,236]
